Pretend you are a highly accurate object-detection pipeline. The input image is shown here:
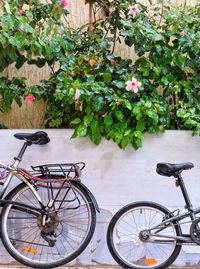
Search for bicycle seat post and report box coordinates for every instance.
[13,141,32,168]
[177,173,193,213]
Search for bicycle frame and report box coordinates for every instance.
[149,173,200,244]
[0,133,98,268]
[0,141,44,213]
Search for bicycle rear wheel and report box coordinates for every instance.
[107,201,182,269]
[1,181,96,268]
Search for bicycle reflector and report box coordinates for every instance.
[75,165,81,177]
[22,246,38,254]
[144,258,157,265]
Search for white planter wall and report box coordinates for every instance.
[0,129,200,267]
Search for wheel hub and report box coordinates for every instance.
[37,212,60,234]
[139,229,150,242]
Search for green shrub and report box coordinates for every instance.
[0,0,199,149]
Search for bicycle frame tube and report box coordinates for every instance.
[16,173,43,205]
[0,161,43,207]
[0,141,46,214]
[194,207,200,215]
[0,170,15,198]
[150,206,200,233]
[150,232,193,243]
[148,206,200,244]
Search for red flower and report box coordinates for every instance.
[18,28,24,32]
[19,10,25,15]
[61,0,69,9]
[89,59,97,67]
[25,94,36,105]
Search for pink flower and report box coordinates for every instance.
[61,0,69,9]
[75,89,80,101]
[25,93,35,104]
[128,5,140,18]
[75,89,83,110]
[19,10,25,15]
[126,77,141,93]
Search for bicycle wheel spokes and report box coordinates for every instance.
[2,182,96,268]
[108,203,180,269]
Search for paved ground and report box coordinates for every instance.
[0,263,196,268]
[0,265,121,269]
[0,266,192,269]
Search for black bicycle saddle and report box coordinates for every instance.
[14,131,50,145]
[156,162,194,177]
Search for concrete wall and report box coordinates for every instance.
[0,129,200,267]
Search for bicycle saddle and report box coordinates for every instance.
[14,131,50,145]
[156,162,194,177]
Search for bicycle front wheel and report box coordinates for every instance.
[107,201,182,269]
[1,181,96,268]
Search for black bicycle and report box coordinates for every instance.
[0,131,99,268]
[107,162,200,269]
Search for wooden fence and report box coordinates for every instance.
[0,0,198,128]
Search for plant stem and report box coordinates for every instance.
[89,0,94,32]
[173,92,179,129]
[112,27,117,53]
[158,0,165,26]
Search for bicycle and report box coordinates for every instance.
[0,131,99,268]
[107,162,200,269]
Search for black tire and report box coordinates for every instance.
[1,182,96,268]
[107,201,182,269]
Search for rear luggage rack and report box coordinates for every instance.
[31,162,85,178]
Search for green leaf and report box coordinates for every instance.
[113,81,124,89]
[124,129,131,136]
[133,106,142,120]
[49,119,62,127]
[76,124,87,137]
[92,96,104,112]
[161,76,169,86]
[177,108,185,118]
[4,1,11,14]
[121,136,130,149]
[85,105,92,114]
[134,131,144,140]
[115,110,124,121]
[104,114,113,127]
[90,119,101,144]
[28,58,47,68]
[136,119,145,132]
[173,54,185,68]
[91,119,98,133]
[24,23,34,33]
[184,118,197,127]
[103,73,112,84]
[146,109,158,121]
[84,114,93,125]
[15,55,27,69]
[71,118,81,125]
[115,133,123,144]
[154,34,164,41]
[124,100,132,110]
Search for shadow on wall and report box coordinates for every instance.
[76,208,115,265]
